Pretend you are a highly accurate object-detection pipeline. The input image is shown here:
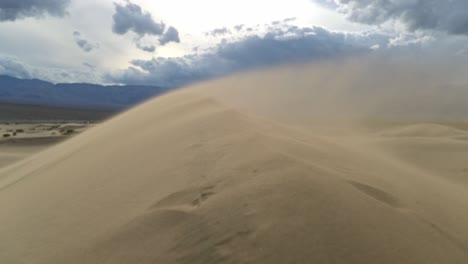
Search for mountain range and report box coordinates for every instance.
[0,75,169,110]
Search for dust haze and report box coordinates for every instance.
[202,56,468,124]
[2,57,468,263]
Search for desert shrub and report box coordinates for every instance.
[63,129,74,135]
[3,134,10,138]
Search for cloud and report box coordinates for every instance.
[159,26,180,45]
[107,25,389,87]
[135,41,156,53]
[112,0,165,36]
[207,27,231,37]
[73,31,99,52]
[314,0,338,8]
[234,24,244,32]
[82,62,96,69]
[322,0,468,36]
[0,55,32,79]
[112,1,180,52]
[272,17,296,26]
[283,17,297,23]
[0,0,70,22]
[210,18,296,37]
[0,55,99,83]
[388,33,434,47]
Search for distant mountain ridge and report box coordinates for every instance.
[0,75,169,109]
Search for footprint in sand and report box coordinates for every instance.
[347,180,401,208]
[152,185,217,211]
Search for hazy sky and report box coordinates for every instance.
[0,0,467,86]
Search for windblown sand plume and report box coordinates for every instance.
[1,61,468,263]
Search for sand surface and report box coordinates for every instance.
[0,123,92,169]
[1,63,468,263]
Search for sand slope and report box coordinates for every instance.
[1,67,468,263]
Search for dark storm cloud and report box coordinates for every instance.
[159,26,180,45]
[112,1,180,52]
[321,0,468,35]
[0,0,70,21]
[73,31,99,52]
[106,25,389,87]
[112,1,165,36]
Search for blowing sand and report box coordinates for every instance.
[1,62,468,263]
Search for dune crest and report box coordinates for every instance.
[379,123,468,138]
[1,64,468,263]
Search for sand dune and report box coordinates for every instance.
[1,64,468,263]
[378,123,468,138]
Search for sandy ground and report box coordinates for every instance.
[0,123,93,168]
[1,63,468,263]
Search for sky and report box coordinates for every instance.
[0,0,467,87]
